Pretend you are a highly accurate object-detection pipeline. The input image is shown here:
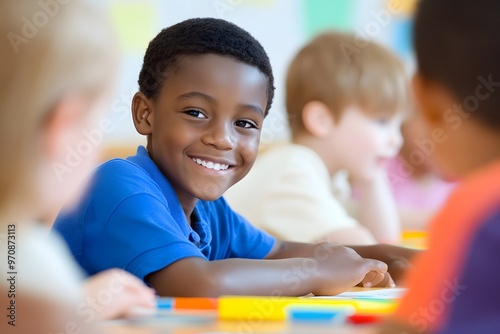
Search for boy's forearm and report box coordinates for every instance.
[147,256,320,297]
[209,257,321,296]
[264,239,320,259]
[349,244,414,262]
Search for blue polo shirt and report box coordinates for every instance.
[53,146,275,281]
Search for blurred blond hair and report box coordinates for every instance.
[286,31,409,136]
[0,0,118,221]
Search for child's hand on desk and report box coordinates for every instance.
[273,242,390,296]
[350,244,419,286]
[357,272,396,288]
[83,269,156,320]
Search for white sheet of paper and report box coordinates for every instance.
[312,288,407,300]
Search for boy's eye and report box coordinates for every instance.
[184,109,207,119]
[234,120,258,129]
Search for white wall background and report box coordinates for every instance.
[92,0,414,148]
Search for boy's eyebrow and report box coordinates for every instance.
[241,104,264,116]
[178,91,215,103]
[178,91,264,116]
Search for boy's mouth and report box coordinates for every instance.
[191,157,230,171]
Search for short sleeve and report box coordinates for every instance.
[83,193,205,281]
[226,205,275,259]
[203,198,275,260]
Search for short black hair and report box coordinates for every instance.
[414,0,500,128]
[138,17,275,114]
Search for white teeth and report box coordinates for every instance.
[192,158,229,171]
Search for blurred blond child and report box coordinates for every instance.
[226,32,409,245]
[0,1,154,333]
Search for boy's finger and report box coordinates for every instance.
[360,259,388,287]
[372,272,396,288]
[385,272,396,287]
[363,258,388,274]
[360,271,376,287]
[361,270,385,288]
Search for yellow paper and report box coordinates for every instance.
[218,296,397,321]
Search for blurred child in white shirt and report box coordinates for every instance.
[226,31,410,245]
[0,1,155,333]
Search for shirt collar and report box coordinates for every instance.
[127,146,212,253]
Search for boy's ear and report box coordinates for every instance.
[412,72,454,127]
[131,92,154,135]
[301,101,335,138]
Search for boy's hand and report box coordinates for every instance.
[350,244,419,285]
[83,269,156,321]
[311,243,388,295]
[358,271,395,288]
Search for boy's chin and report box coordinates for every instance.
[197,193,224,201]
[194,184,230,201]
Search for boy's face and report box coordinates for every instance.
[329,106,404,180]
[145,54,268,202]
[411,72,475,179]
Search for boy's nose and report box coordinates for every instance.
[201,122,236,150]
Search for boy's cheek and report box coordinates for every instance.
[240,138,260,160]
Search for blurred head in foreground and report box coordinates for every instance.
[0,0,119,223]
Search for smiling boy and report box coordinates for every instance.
[53,18,413,297]
[136,53,266,218]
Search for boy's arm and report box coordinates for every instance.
[146,243,388,297]
[352,170,402,244]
